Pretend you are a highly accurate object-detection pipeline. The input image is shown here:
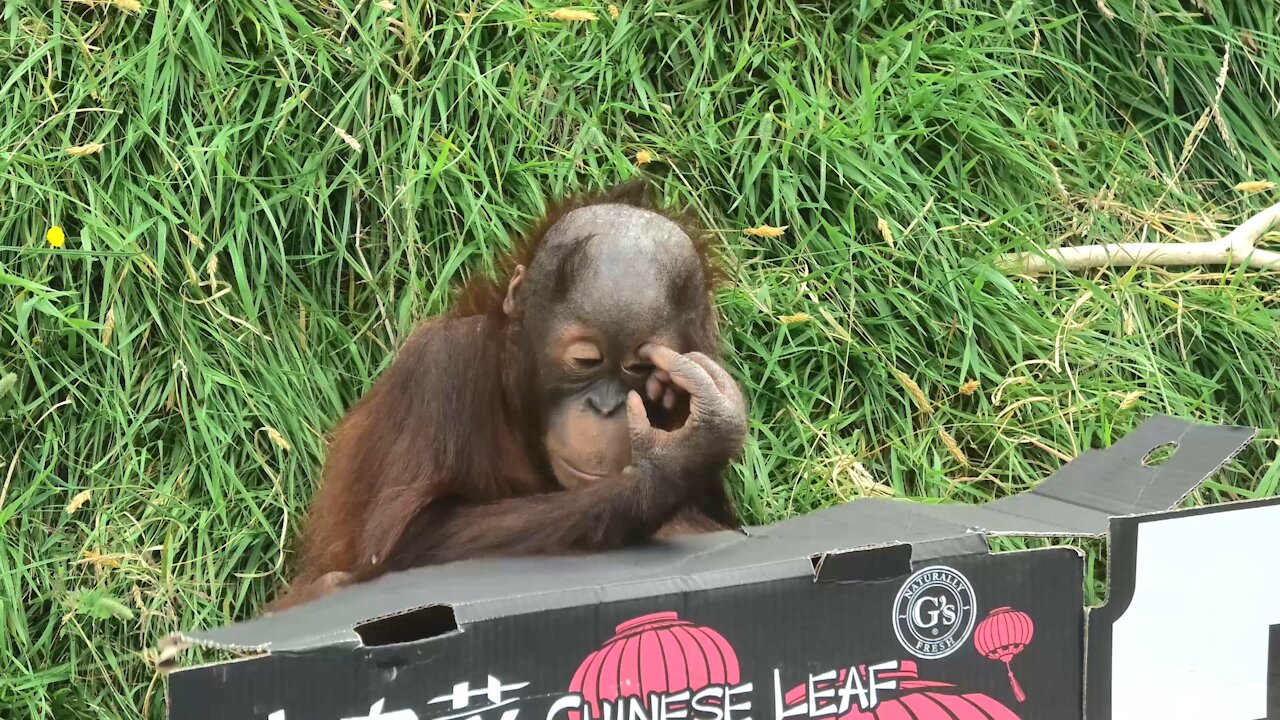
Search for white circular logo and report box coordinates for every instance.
[892,565,976,659]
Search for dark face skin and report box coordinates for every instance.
[504,204,705,489]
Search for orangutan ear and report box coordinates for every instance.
[502,265,526,319]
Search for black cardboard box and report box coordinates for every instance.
[163,416,1280,720]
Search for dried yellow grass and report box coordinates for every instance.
[102,307,116,345]
[262,426,293,452]
[65,489,92,514]
[80,550,121,569]
[334,127,362,152]
[1119,390,1143,411]
[892,369,932,414]
[876,217,895,246]
[828,456,896,498]
[778,312,811,325]
[66,143,104,157]
[180,227,204,249]
[743,225,787,238]
[937,427,970,467]
[1234,180,1276,194]
[548,8,597,21]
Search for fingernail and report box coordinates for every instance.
[663,388,676,410]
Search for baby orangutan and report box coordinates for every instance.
[268,182,748,612]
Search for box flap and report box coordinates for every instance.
[166,414,1252,656]
[911,413,1254,537]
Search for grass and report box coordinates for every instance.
[2,0,1279,717]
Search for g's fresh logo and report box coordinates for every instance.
[892,565,976,659]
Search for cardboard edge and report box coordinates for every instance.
[988,420,1256,541]
[165,651,267,677]
[1156,425,1258,513]
[158,631,266,660]
[813,533,1050,582]
[360,532,763,630]
[984,528,1105,540]
[1268,624,1279,719]
[987,544,1086,559]
[458,556,811,626]
[162,623,362,657]
[168,549,799,659]
[171,602,476,655]
[378,531,752,621]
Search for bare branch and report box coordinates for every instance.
[998,201,1280,275]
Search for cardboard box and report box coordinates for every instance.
[163,415,1280,720]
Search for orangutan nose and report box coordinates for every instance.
[586,388,626,417]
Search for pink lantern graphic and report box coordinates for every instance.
[567,611,740,720]
[782,662,1022,719]
[972,607,1034,703]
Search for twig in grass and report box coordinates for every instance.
[0,449,19,513]
[998,201,1280,276]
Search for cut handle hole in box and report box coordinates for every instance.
[1142,442,1179,468]
[355,604,458,647]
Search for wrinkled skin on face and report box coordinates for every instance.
[504,204,707,489]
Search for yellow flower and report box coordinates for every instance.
[635,149,655,166]
[47,226,66,248]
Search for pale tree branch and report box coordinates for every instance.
[997,201,1280,276]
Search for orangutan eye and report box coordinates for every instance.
[565,341,603,370]
[623,360,655,375]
